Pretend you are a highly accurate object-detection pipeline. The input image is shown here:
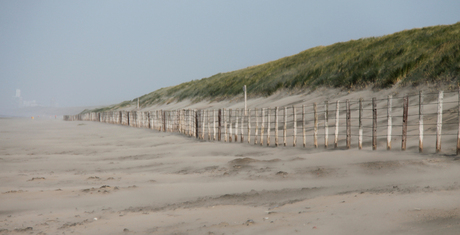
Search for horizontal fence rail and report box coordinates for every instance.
[64,90,460,155]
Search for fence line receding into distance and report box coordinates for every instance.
[64,90,460,155]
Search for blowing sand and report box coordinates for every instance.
[2,107,460,234]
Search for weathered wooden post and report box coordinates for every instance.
[202,110,206,140]
[195,110,199,139]
[275,107,279,147]
[293,106,297,147]
[457,87,460,155]
[244,85,247,115]
[235,109,239,142]
[261,108,265,146]
[246,109,250,143]
[346,99,351,149]
[402,96,408,150]
[419,91,423,153]
[267,108,271,146]
[324,101,328,148]
[255,108,259,145]
[224,108,228,142]
[163,110,166,132]
[314,103,318,148]
[213,109,216,141]
[335,100,340,148]
[302,105,306,148]
[436,91,443,153]
[283,107,287,147]
[387,96,392,150]
[229,109,233,142]
[372,97,377,150]
[187,110,190,135]
[218,109,222,141]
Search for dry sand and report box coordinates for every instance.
[2,86,460,234]
[1,116,460,235]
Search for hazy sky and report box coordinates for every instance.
[1,1,459,108]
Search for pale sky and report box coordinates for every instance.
[1,0,459,109]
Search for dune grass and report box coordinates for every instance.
[86,22,460,112]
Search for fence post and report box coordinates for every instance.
[267,108,271,146]
[247,109,250,143]
[457,87,460,155]
[387,96,392,150]
[293,106,297,147]
[402,96,408,151]
[373,98,377,150]
[207,110,210,140]
[261,108,265,146]
[314,103,318,148]
[284,107,287,146]
[335,100,340,148]
[275,107,279,147]
[358,99,363,149]
[202,110,206,140]
[419,92,423,153]
[213,109,216,141]
[163,110,166,132]
[346,99,351,149]
[235,109,239,142]
[436,91,443,153]
[302,105,306,148]
[229,109,233,142]
[224,109,228,142]
[195,110,199,139]
[255,108,258,145]
[218,109,221,141]
[324,101,328,148]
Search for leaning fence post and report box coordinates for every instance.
[402,96,408,150]
[373,98,377,150]
[335,100,340,148]
[346,100,351,149]
[436,91,443,153]
[314,103,318,148]
[387,96,392,150]
[293,106,297,147]
[419,91,423,153]
[324,101,328,148]
[275,107,279,147]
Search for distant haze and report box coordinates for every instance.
[1,0,459,113]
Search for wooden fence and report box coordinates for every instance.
[64,90,460,154]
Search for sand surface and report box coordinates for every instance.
[1,116,460,235]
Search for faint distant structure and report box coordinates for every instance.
[13,89,23,107]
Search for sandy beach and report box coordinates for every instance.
[1,112,460,234]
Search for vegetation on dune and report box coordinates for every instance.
[86,22,460,112]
